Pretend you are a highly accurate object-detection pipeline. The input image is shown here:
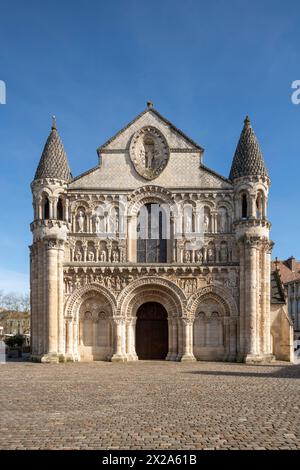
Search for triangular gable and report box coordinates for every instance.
[97,107,204,153]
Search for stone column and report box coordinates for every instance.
[65,199,69,223]
[166,318,173,360]
[93,319,98,349]
[72,213,76,233]
[44,239,59,358]
[237,241,245,360]
[57,242,65,356]
[65,318,73,358]
[229,318,237,361]
[223,318,230,360]
[49,197,55,219]
[38,241,45,356]
[245,240,258,360]
[250,194,257,218]
[264,245,272,356]
[171,318,178,361]
[169,215,175,263]
[181,318,196,362]
[126,318,138,361]
[211,211,218,233]
[111,317,127,362]
[176,318,183,360]
[30,246,38,356]
[73,320,79,361]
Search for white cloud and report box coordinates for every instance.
[0,269,29,294]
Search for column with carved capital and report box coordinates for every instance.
[180,318,196,362]
[111,317,127,362]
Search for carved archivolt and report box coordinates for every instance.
[187,285,238,319]
[65,283,117,319]
[117,276,186,318]
[128,185,174,216]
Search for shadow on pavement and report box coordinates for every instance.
[185,363,300,379]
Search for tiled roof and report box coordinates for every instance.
[229,116,269,180]
[34,117,71,182]
[271,258,300,284]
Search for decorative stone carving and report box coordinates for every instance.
[129,126,169,180]
[88,251,95,262]
[204,214,210,232]
[207,247,215,262]
[77,210,85,233]
[196,250,203,263]
[94,215,101,233]
[219,208,227,233]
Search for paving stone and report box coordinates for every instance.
[0,361,299,449]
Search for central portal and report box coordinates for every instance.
[135,302,168,360]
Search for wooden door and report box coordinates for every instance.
[136,302,168,360]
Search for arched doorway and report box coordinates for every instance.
[135,302,168,359]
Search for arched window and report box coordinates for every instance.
[43,197,50,219]
[137,203,167,263]
[57,198,64,220]
[241,194,248,219]
[256,191,264,219]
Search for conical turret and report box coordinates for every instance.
[229,116,268,181]
[34,116,71,182]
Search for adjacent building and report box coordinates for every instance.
[272,257,300,340]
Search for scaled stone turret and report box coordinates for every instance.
[30,117,72,363]
[230,116,273,362]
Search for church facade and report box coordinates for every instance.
[30,103,288,363]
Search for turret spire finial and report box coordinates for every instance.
[51,115,57,130]
[244,115,251,127]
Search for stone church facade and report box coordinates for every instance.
[30,103,288,363]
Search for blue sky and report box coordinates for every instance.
[0,0,300,293]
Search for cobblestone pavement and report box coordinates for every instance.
[0,361,299,450]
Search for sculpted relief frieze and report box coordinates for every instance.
[63,267,239,301]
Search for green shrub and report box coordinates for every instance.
[4,334,26,348]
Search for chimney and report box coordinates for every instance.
[287,256,297,272]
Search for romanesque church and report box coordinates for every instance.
[30,103,293,363]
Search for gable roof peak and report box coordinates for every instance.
[98,105,204,153]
